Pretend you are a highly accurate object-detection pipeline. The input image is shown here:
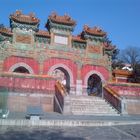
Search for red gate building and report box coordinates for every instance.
[2,11,140,115]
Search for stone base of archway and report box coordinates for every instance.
[76,80,83,95]
[82,86,103,97]
[88,93,102,98]
[68,84,103,97]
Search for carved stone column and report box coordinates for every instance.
[39,62,44,75]
[108,57,113,81]
[68,35,72,48]
[50,32,54,45]
[0,47,9,73]
[76,61,83,95]
[0,60,3,72]
[37,51,47,75]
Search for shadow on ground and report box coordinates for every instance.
[0,127,85,140]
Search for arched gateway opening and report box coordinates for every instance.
[9,62,34,74]
[52,67,70,93]
[48,63,74,94]
[13,66,30,74]
[87,74,102,97]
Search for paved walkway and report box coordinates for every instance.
[0,112,139,139]
[0,124,140,140]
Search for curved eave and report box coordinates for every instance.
[104,45,116,51]
[85,31,106,37]
[104,47,114,51]
[72,38,86,43]
[0,29,13,37]
[35,34,50,38]
[35,31,50,38]
[35,35,50,38]
[49,18,76,26]
[10,16,39,25]
[113,69,133,76]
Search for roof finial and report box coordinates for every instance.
[29,12,35,18]
[84,24,89,30]
[95,26,102,32]
[15,10,22,16]
[64,13,71,21]
[51,11,57,18]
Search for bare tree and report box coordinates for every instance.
[112,59,124,69]
[122,47,140,68]
[120,46,140,82]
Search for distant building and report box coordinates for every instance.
[122,64,133,71]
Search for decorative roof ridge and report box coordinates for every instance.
[0,26,13,36]
[72,35,86,43]
[83,25,106,37]
[35,30,50,37]
[103,42,116,50]
[10,10,40,24]
[48,12,76,26]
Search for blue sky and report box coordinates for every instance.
[0,0,140,50]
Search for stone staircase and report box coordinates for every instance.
[69,95,120,116]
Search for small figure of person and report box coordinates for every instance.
[61,78,66,86]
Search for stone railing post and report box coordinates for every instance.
[121,97,128,115]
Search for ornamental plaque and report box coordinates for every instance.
[16,34,31,44]
[88,45,101,54]
[54,35,68,45]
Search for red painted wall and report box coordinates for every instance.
[81,65,110,83]
[3,57,109,86]
[43,58,77,84]
[3,56,39,74]
[0,76,56,92]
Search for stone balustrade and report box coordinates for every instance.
[107,82,140,97]
[103,86,122,113]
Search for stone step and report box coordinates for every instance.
[71,103,113,107]
[71,103,114,107]
[70,98,104,101]
[71,107,117,111]
[71,109,118,112]
[69,95,101,99]
[71,112,120,116]
[71,111,117,115]
[69,95,119,116]
[71,107,114,111]
[71,107,118,113]
[72,111,118,114]
[71,107,115,111]
[71,106,111,109]
[71,101,107,104]
[70,98,107,101]
[71,100,108,103]
[71,102,110,106]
